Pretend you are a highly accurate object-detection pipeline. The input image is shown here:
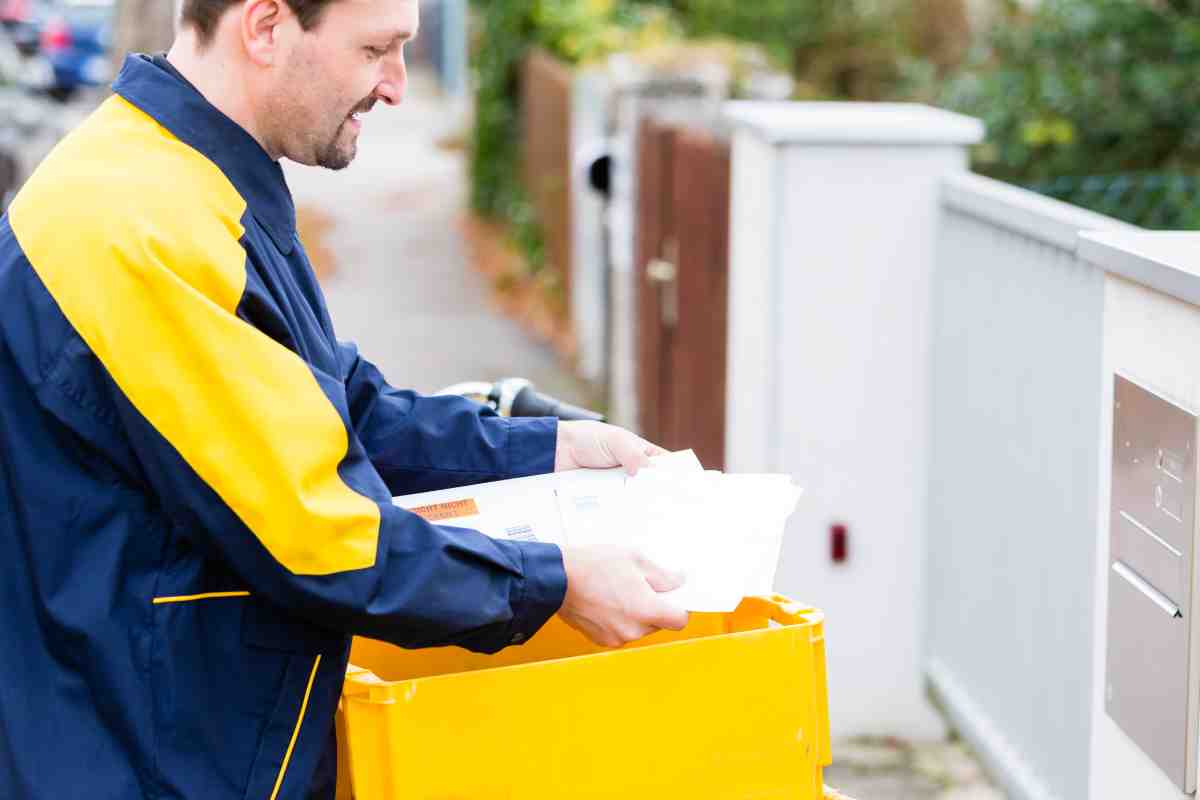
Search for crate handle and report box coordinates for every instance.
[342,664,383,696]
[739,594,823,626]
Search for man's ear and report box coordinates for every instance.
[241,0,288,67]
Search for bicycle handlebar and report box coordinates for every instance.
[508,384,606,422]
[437,377,607,422]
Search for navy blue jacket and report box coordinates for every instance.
[0,54,567,799]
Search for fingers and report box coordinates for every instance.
[628,436,667,472]
[597,607,687,646]
[637,555,688,631]
[558,544,691,649]
[561,613,653,649]
[615,433,665,475]
[641,597,689,632]
[638,554,685,593]
[617,437,652,475]
[559,421,668,474]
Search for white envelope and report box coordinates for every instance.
[392,450,801,613]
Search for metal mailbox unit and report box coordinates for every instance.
[1108,375,1200,792]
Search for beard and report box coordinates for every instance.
[315,97,376,171]
[315,120,356,171]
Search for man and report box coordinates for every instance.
[0,0,688,797]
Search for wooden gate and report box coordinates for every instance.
[635,118,731,470]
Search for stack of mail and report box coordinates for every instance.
[393,451,802,612]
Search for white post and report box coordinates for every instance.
[440,0,468,99]
[569,67,613,387]
[724,102,983,739]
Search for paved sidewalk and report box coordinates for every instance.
[826,738,1006,800]
[284,70,592,405]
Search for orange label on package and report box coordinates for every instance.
[408,498,480,522]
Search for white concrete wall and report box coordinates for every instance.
[927,208,1200,800]
[724,129,776,471]
[724,102,983,739]
[1083,233,1200,800]
[926,175,1134,800]
[722,101,1200,794]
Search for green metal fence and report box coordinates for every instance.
[1027,173,1200,230]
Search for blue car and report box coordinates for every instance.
[39,0,113,100]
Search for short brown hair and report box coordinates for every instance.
[180,0,340,45]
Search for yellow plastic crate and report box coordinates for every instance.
[336,594,834,799]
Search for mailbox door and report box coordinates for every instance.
[1108,375,1199,792]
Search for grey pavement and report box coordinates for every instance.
[826,738,1007,800]
[283,69,594,406]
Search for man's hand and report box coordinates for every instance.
[558,545,689,647]
[554,420,667,475]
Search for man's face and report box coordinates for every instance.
[264,0,418,169]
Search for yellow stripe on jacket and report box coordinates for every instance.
[8,95,380,576]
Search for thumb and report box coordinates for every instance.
[618,441,652,476]
[641,595,689,632]
[638,555,686,593]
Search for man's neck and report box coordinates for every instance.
[165,33,279,160]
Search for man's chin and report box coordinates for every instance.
[315,142,356,171]
[318,154,354,171]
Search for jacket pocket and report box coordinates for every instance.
[240,601,348,800]
[240,598,347,655]
[149,594,292,800]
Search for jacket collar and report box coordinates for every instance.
[112,53,297,255]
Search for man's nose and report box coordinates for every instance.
[375,53,408,106]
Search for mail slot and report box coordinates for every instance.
[1107,376,1199,792]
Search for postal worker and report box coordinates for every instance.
[0,0,688,796]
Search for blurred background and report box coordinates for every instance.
[5,1,1200,798]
